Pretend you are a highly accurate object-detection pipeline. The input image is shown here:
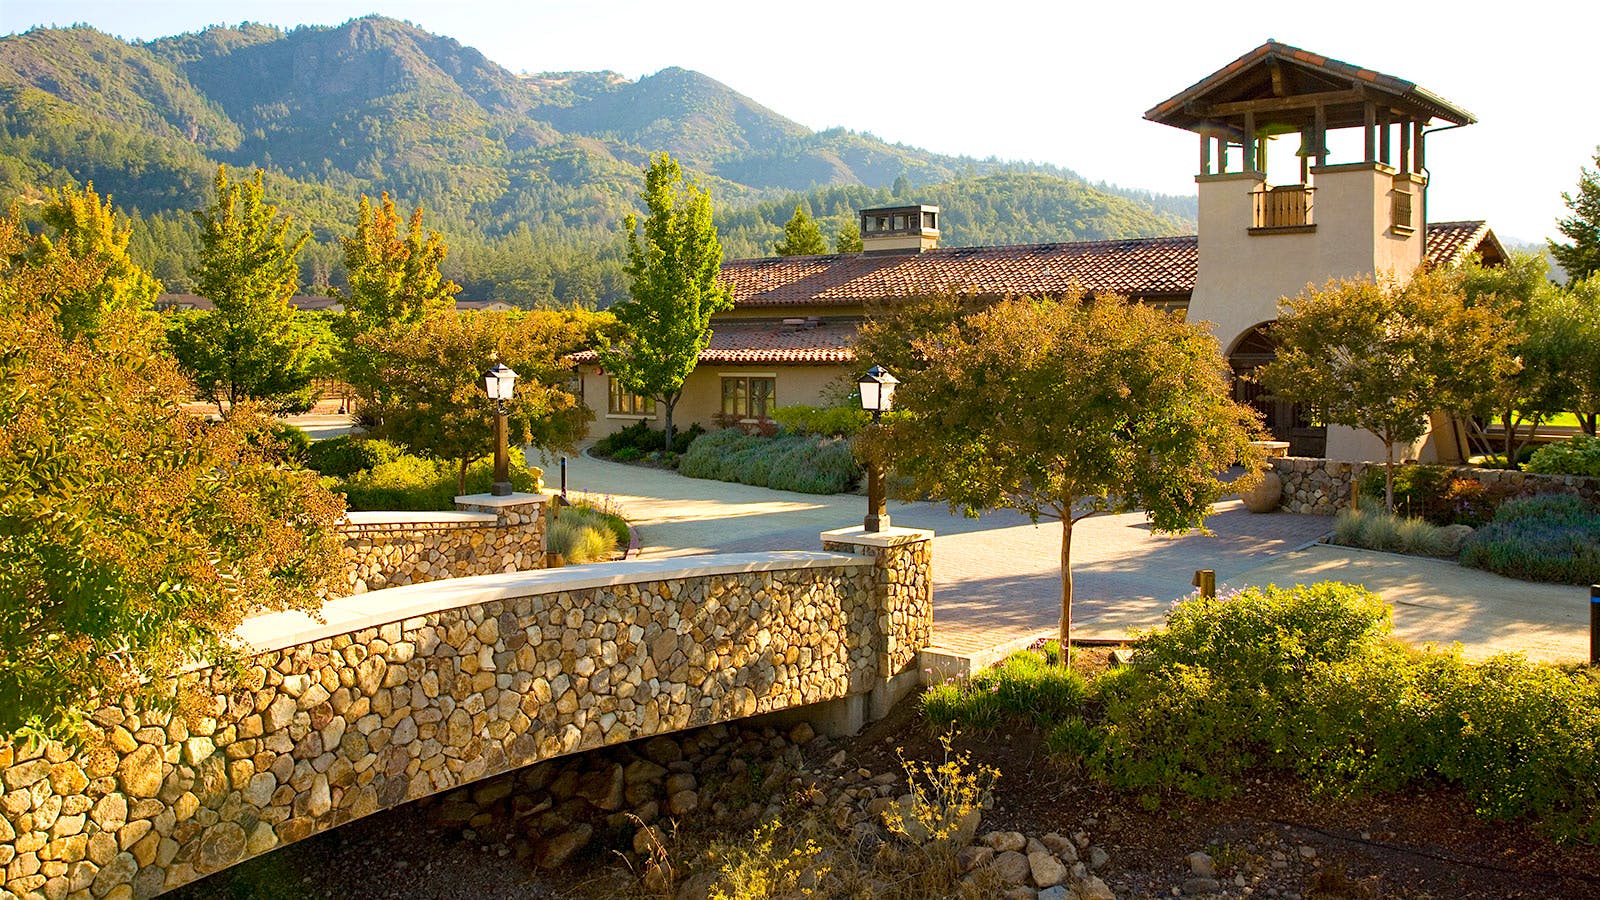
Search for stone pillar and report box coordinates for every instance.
[455,492,551,570]
[820,525,934,721]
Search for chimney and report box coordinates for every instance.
[859,204,939,256]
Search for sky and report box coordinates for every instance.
[3,0,1593,244]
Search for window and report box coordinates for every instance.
[1391,189,1415,235]
[922,211,937,230]
[608,377,654,416]
[721,376,776,420]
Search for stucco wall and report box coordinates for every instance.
[332,494,548,597]
[1271,457,1600,515]
[580,364,853,440]
[0,535,933,899]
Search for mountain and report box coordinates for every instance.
[0,16,1195,306]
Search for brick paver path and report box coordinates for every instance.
[557,452,1332,655]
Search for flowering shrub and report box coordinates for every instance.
[1459,494,1600,584]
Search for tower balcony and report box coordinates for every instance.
[1251,183,1315,232]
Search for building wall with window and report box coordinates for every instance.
[577,363,851,440]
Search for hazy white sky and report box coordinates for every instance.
[5,0,1595,242]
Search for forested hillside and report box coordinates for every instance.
[0,16,1196,307]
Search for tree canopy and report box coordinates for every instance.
[597,153,732,449]
[833,219,863,255]
[1260,271,1513,510]
[862,292,1263,657]
[1551,146,1600,280]
[0,205,343,745]
[169,166,319,414]
[774,204,827,256]
[22,181,161,341]
[359,308,607,493]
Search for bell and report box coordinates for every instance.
[1295,130,1327,159]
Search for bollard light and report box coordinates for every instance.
[482,362,519,496]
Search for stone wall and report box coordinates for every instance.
[1271,457,1600,516]
[0,532,934,899]
[333,493,548,597]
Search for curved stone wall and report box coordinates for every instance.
[1271,457,1600,515]
[0,534,932,899]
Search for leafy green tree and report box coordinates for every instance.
[170,166,317,414]
[598,153,732,450]
[21,181,162,341]
[774,204,828,256]
[863,293,1264,658]
[833,219,864,254]
[1261,271,1513,511]
[892,174,911,198]
[360,309,608,493]
[1543,277,1600,436]
[1451,252,1575,464]
[0,209,344,745]
[337,192,460,399]
[1551,147,1600,280]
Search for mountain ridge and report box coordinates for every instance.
[0,15,1196,305]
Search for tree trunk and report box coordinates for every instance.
[1058,515,1074,668]
[1501,411,1518,469]
[1583,413,1597,438]
[662,395,677,452]
[1384,440,1396,515]
[457,456,470,496]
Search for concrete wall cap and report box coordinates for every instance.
[453,492,553,507]
[238,551,871,653]
[820,526,936,548]
[341,510,499,526]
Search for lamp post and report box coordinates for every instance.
[857,365,898,533]
[483,362,519,496]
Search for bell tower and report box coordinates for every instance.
[1146,42,1475,458]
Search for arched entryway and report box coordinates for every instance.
[1227,323,1327,457]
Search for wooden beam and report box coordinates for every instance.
[1200,87,1367,118]
[1399,117,1412,172]
[1216,135,1227,174]
[1268,58,1286,97]
[1243,111,1256,171]
[1414,120,1426,171]
[1200,131,1211,175]
[1363,102,1376,162]
[1379,108,1391,165]
[1314,103,1328,167]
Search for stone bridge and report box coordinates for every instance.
[0,526,931,899]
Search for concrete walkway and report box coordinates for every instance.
[1228,544,1592,664]
[555,451,1333,655]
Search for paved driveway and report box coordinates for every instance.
[555,452,1332,654]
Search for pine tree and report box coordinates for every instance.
[774,204,828,256]
[170,166,317,414]
[1551,147,1600,280]
[598,153,732,449]
[834,219,864,254]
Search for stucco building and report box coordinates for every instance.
[579,42,1505,460]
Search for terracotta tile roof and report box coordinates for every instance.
[722,236,1198,308]
[1423,220,1498,268]
[572,321,858,366]
[719,223,1496,310]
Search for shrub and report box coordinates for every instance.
[331,449,539,511]
[303,436,405,478]
[546,507,620,563]
[593,420,704,460]
[919,648,1089,732]
[565,498,631,549]
[1357,464,1508,526]
[1331,508,1452,556]
[271,422,311,461]
[679,431,861,494]
[771,403,869,438]
[1527,435,1600,478]
[1460,493,1600,584]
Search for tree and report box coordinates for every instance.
[892,174,911,198]
[598,153,732,450]
[0,207,343,745]
[833,219,864,254]
[1543,277,1600,436]
[774,204,827,256]
[23,181,161,341]
[337,192,461,400]
[862,293,1264,660]
[360,308,607,493]
[1260,271,1513,511]
[1551,147,1600,280]
[170,166,316,414]
[1451,252,1574,464]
